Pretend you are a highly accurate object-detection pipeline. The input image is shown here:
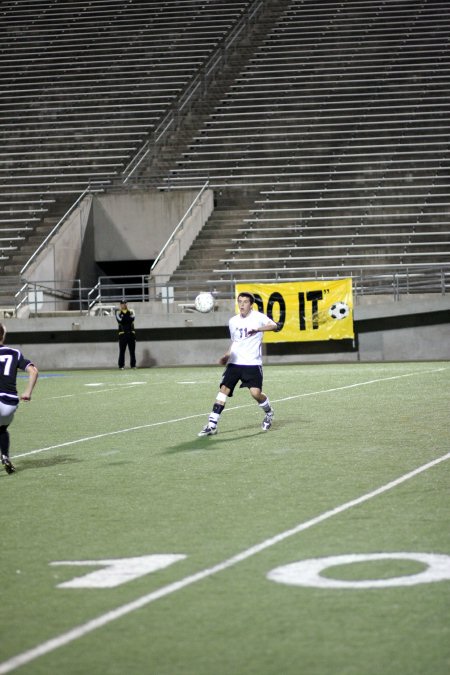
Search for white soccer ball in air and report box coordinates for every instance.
[328,301,350,320]
[194,292,215,313]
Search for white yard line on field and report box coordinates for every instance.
[1,449,449,673]
[47,381,147,399]
[13,366,447,461]
[0,366,447,674]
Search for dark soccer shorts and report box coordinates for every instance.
[220,363,263,396]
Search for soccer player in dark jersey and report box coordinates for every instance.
[0,323,39,474]
[115,301,137,369]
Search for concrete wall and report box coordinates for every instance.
[93,189,201,261]
[25,195,94,298]
[17,188,212,315]
[150,188,214,286]
[5,294,450,370]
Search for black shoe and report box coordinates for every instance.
[1,455,16,474]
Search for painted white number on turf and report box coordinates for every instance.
[51,554,186,589]
[267,552,450,589]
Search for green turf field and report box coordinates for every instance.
[1,362,449,675]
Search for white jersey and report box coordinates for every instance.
[228,310,274,365]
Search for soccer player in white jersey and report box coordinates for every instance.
[198,292,279,436]
[0,323,39,474]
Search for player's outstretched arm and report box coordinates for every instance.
[247,319,279,336]
[21,364,39,401]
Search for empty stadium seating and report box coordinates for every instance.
[161,0,450,290]
[1,0,449,302]
[0,0,257,282]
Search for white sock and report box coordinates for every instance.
[258,397,271,413]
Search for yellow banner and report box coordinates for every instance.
[235,279,354,342]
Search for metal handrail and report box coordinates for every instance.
[121,0,264,184]
[11,264,450,316]
[15,279,84,314]
[150,180,209,272]
[87,275,149,310]
[14,282,29,313]
[87,281,101,310]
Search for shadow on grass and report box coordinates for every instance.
[165,428,264,454]
[105,461,130,467]
[11,455,81,471]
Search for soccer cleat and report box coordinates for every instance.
[197,425,218,437]
[1,455,16,474]
[261,410,274,431]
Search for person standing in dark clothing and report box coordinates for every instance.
[0,322,39,474]
[115,301,136,369]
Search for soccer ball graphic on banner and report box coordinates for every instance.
[328,301,350,320]
[194,292,215,313]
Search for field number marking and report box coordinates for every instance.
[1,433,449,673]
[51,555,186,589]
[53,551,450,591]
[267,552,450,589]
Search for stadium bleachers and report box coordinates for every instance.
[0,0,256,279]
[1,0,449,300]
[163,0,450,287]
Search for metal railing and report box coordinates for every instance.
[150,180,209,272]
[87,275,149,311]
[121,0,264,185]
[20,183,106,275]
[15,279,85,314]
[90,265,450,310]
[8,264,450,317]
